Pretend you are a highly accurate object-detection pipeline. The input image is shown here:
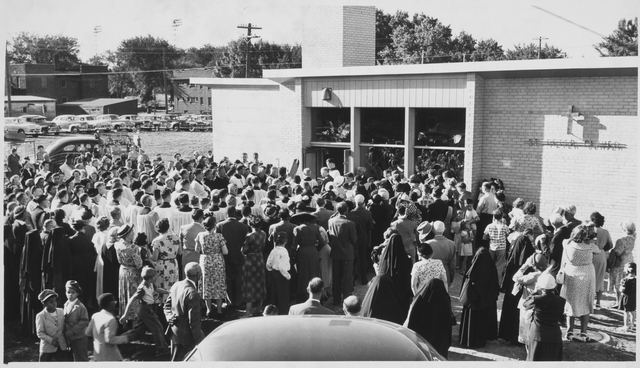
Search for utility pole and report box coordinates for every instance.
[533,36,548,59]
[162,48,168,114]
[237,23,261,78]
[93,26,102,56]
[6,46,12,117]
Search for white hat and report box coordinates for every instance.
[399,193,411,202]
[536,273,556,290]
[378,188,389,201]
[334,176,345,186]
[433,221,445,234]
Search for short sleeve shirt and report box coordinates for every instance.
[484,222,509,251]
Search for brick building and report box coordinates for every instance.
[8,63,109,105]
[192,5,638,242]
[170,70,215,114]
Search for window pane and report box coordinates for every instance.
[310,107,350,142]
[361,146,404,179]
[414,148,464,180]
[361,108,405,144]
[414,108,465,147]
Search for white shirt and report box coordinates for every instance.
[266,246,291,279]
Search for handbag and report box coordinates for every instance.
[607,251,621,271]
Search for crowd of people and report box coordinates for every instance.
[3,146,636,362]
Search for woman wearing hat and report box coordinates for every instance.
[35,289,67,361]
[522,273,566,361]
[115,224,143,322]
[291,212,325,302]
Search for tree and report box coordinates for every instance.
[375,9,394,64]
[504,43,565,60]
[115,36,180,103]
[8,32,80,69]
[175,44,222,68]
[450,31,476,62]
[595,17,638,56]
[472,39,505,61]
[378,12,455,64]
[213,37,301,78]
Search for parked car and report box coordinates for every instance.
[4,117,42,137]
[76,114,112,132]
[118,114,148,130]
[52,115,89,133]
[19,115,60,135]
[44,134,135,171]
[138,113,171,131]
[171,115,212,132]
[184,315,446,361]
[95,114,136,132]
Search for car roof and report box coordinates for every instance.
[187,315,443,361]
[45,137,100,155]
[20,114,46,118]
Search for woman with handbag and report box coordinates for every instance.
[559,225,600,342]
[610,221,636,309]
[590,212,613,308]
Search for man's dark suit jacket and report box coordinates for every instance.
[288,299,335,315]
[548,226,570,276]
[216,218,249,265]
[31,206,46,232]
[313,207,335,230]
[328,215,357,261]
[426,199,449,222]
[523,292,566,343]
[163,279,205,346]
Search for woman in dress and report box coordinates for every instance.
[115,224,142,321]
[560,225,600,342]
[404,278,453,359]
[509,202,545,243]
[459,240,500,348]
[291,213,325,302]
[611,221,636,309]
[499,228,535,344]
[377,230,414,313]
[91,217,110,298]
[195,216,228,317]
[590,212,612,308]
[150,218,182,306]
[241,215,267,317]
[410,243,448,296]
[136,195,160,245]
[361,275,405,325]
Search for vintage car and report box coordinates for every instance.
[52,115,89,133]
[95,114,136,132]
[138,113,172,131]
[171,114,212,132]
[4,117,43,137]
[118,114,148,130]
[76,114,112,132]
[184,315,446,361]
[44,133,135,171]
[19,115,60,135]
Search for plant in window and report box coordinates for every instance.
[317,120,350,142]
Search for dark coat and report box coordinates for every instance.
[163,279,205,347]
[288,299,335,315]
[328,215,357,261]
[361,275,405,325]
[216,218,250,265]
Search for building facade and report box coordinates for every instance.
[170,70,214,114]
[4,95,57,119]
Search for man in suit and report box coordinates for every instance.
[180,209,206,265]
[329,202,357,306]
[85,293,129,361]
[288,278,335,315]
[163,262,205,361]
[426,187,449,222]
[216,207,250,308]
[313,198,334,230]
[31,194,49,232]
[427,221,457,288]
[350,195,375,285]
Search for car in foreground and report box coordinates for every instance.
[4,117,42,137]
[184,315,446,361]
[76,114,112,132]
[52,115,89,133]
[19,115,60,135]
[95,114,136,132]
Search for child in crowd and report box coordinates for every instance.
[463,198,479,240]
[451,209,464,270]
[459,229,473,274]
[63,280,89,361]
[266,231,291,315]
[618,262,636,332]
[36,289,67,362]
[263,304,279,316]
[484,210,510,282]
[120,266,170,354]
[509,198,525,222]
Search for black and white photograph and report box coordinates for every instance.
[1,0,637,362]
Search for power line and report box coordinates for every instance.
[237,23,261,78]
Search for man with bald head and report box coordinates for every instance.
[163,262,205,361]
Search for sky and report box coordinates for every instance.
[0,0,638,62]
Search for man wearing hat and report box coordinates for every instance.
[427,221,457,287]
[417,221,433,243]
[86,293,130,361]
[36,289,67,361]
[390,205,419,262]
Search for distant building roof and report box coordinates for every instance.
[58,98,135,107]
[4,95,56,102]
[172,69,216,81]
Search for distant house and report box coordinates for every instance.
[56,98,138,116]
[4,95,57,119]
[171,69,214,114]
[8,63,109,105]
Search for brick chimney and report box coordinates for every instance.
[302,6,376,68]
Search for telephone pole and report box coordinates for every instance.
[533,36,548,59]
[6,46,12,117]
[162,48,168,113]
[237,23,261,78]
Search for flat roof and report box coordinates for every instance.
[4,95,56,102]
[58,98,134,107]
[261,56,638,81]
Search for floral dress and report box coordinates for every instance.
[610,234,635,287]
[242,230,267,303]
[151,232,180,304]
[197,232,227,300]
[411,258,448,292]
[560,240,599,317]
[115,241,142,320]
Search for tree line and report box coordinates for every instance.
[6,12,636,105]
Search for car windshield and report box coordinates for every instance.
[84,116,95,121]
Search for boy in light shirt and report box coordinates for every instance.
[266,232,291,315]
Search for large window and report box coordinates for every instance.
[361,108,405,144]
[414,108,465,179]
[415,149,464,179]
[310,107,350,143]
